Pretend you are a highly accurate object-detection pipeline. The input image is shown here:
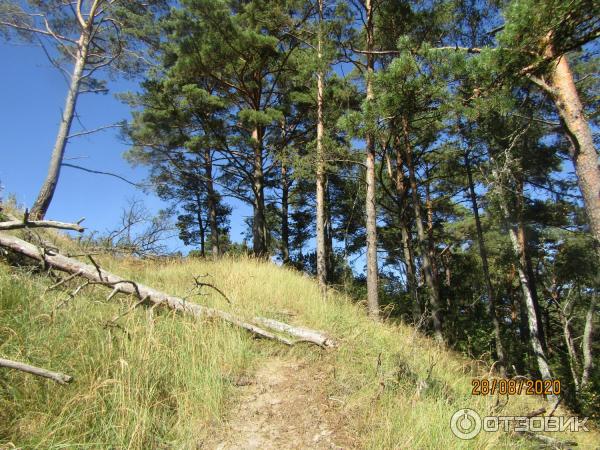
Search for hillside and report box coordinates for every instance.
[0,236,598,449]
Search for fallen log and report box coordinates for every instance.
[254,317,335,348]
[0,219,84,233]
[0,210,84,233]
[0,357,73,384]
[0,233,330,347]
[519,431,577,448]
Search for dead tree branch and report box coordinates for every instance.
[0,357,73,385]
[0,216,84,233]
[193,275,233,304]
[0,233,333,347]
[253,317,336,348]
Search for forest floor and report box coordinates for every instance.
[202,357,356,449]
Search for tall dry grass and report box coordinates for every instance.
[0,249,597,448]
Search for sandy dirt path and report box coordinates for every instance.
[201,357,356,449]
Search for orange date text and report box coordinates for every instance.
[471,378,560,396]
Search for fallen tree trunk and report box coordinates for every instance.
[0,233,334,348]
[254,317,335,348]
[0,219,84,233]
[0,357,73,384]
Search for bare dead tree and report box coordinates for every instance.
[88,199,176,257]
[0,1,166,219]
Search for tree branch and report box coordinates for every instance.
[0,357,73,385]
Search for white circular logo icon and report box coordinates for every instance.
[450,408,482,440]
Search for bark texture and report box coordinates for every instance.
[581,295,596,388]
[315,0,327,293]
[205,148,219,258]
[364,0,379,319]
[539,47,600,252]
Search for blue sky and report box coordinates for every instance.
[0,40,253,253]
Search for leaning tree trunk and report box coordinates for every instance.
[563,316,581,392]
[315,0,327,293]
[364,0,379,319]
[464,150,506,374]
[404,119,443,342]
[493,170,554,390]
[30,31,90,220]
[507,226,554,383]
[516,178,547,353]
[541,47,600,253]
[252,127,268,257]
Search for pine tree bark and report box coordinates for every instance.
[563,317,580,392]
[252,127,268,257]
[581,295,596,388]
[394,141,420,321]
[364,0,379,319]
[464,150,506,374]
[30,31,90,220]
[538,47,600,253]
[195,191,206,257]
[315,0,327,291]
[205,148,219,258]
[508,224,554,383]
[493,166,554,386]
[325,177,334,282]
[403,118,443,342]
[281,159,290,264]
[516,178,547,352]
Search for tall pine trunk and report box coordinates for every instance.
[394,139,420,321]
[205,148,219,258]
[30,31,90,219]
[464,150,506,374]
[252,127,268,256]
[364,0,379,319]
[315,0,327,291]
[403,118,443,342]
[541,46,600,252]
[281,159,290,264]
[195,191,206,258]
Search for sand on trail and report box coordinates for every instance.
[200,357,356,449]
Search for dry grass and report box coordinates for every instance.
[0,235,598,448]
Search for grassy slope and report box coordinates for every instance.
[0,242,598,449]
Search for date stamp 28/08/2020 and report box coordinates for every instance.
[471,378,561,396]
